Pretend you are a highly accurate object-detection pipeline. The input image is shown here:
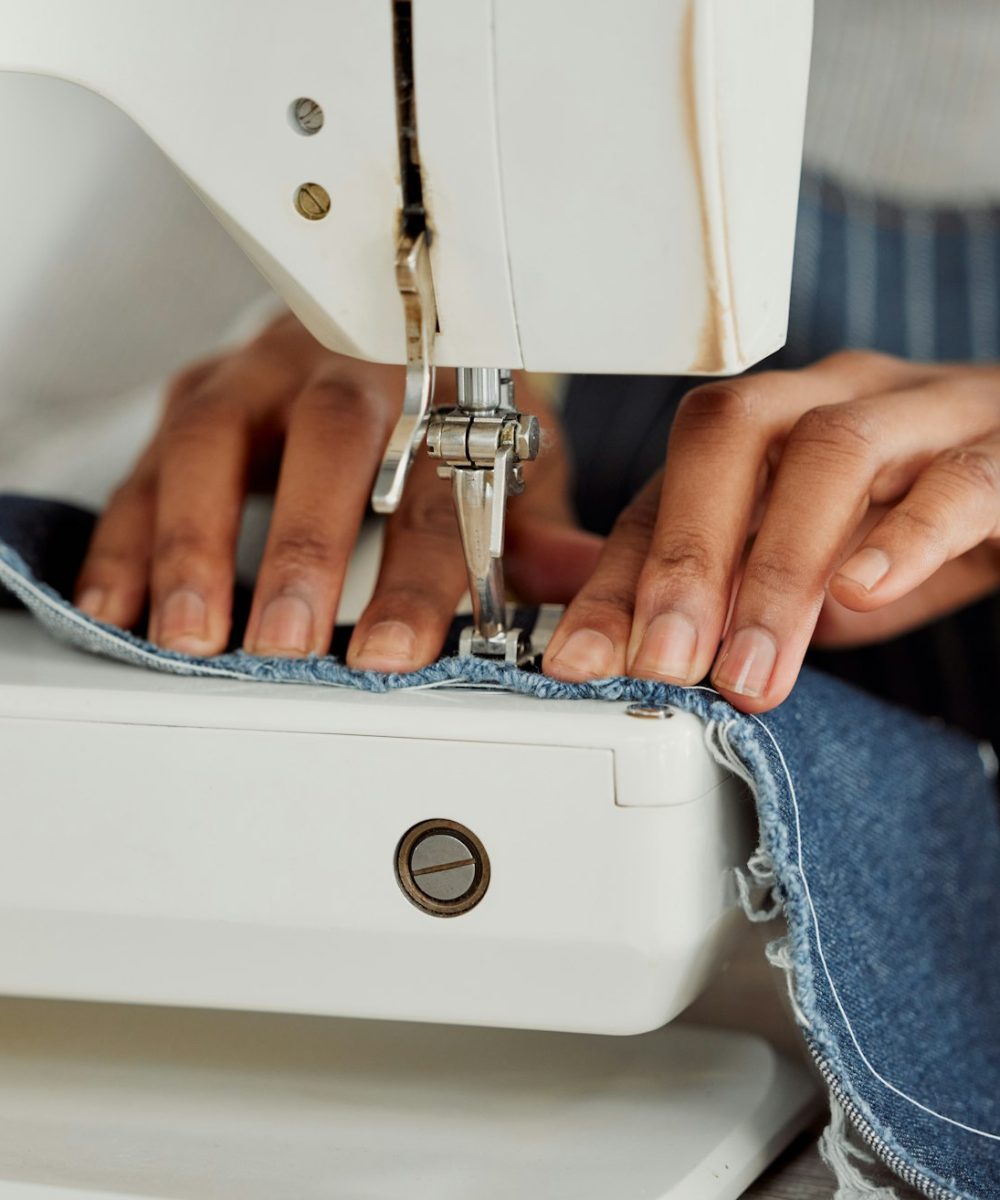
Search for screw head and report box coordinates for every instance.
[395,819,490,917]
[515,414,540,461]
[625,702,674,720]
[294,182,331,220]
[291,97,324,135]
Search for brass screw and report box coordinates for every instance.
[292,97,324,135]
[295,182,331,221]
[625,703,674,719]
[395,819,491,918]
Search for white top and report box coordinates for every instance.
[805,0,1000,203]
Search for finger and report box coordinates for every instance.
[148,381,253,655]
[625,353,948,691]
[346,453,467,670]
[829,441,1000,612]
[243,366,400,657]
[75,360,219,628]
[625,352,952,687]
[75,450,158,628]
[542,474,661,681]
[628,384,772,685]
[711,387,1000,711]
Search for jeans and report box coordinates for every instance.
[2,494,999,1200]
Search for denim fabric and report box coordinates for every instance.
[2,494,999,1197]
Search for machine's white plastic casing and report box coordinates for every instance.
[0,612,753,1037]
[0,1000,819,1200]
[0,0,813,376]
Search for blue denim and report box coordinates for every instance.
[1,495,999,1199]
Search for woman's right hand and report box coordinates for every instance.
[74,312,600,667]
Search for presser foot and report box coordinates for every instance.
[457,604,563,668]
[428,367,544,667]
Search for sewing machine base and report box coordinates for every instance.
[0,998,819,1200]
[0,610,755,1036]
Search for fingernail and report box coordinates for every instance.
[77,587,106,619]
[352,620,417,669]
[549,629,616,679]
[251,595,314,657]
[836,547,890,592]
[631,612,698,681]
[157,587,212,654]
[713,626,777,698]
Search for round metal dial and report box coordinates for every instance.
[395,819,490,917]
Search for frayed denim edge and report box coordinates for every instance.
[0,542,714,699]
[709,710,972,1200]
[0,538,971,1199]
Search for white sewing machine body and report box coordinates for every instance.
[0,1,819,1194]
[0,610,750,1038]
[0,0,811,376]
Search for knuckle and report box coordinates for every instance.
[369,583,442,618]
[161,389,234,443]
[302,374,388,426]
[891,504,946,549]
[154,520,213,565]
[645,534,717,584]
[266,527,338,573]
[676,382,757,429]
[742,550,805,598]
[83,544,137,575]
[575,584,635,621]
[937,447,1000,499]
[788,404,878,464]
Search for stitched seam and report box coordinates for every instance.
[0,555,244,681]
[694,684,1000,1144]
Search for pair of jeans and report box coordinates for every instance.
[1,494,998,1199]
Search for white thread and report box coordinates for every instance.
[764,937,809,1028]
[819,1097,901,1199]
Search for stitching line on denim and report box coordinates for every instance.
[747,706,1000,1143]
[0,553,246,681]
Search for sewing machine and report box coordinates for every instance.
[0,2,817,1196]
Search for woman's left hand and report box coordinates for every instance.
[544,350,1000,712]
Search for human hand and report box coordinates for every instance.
[543,351,1000,712]
[75,313,600,668]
